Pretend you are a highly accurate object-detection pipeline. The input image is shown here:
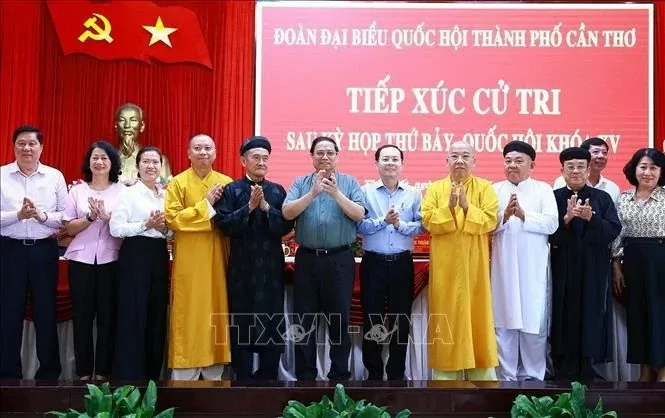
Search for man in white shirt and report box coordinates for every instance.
[491,141,558,381]
[553,137,620,204]
[0,125,68,379]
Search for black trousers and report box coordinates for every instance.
[624,237,665,368]
[68,260,116,377]
[231,346,282,381]
[360,251,414,380]
[293,247,355,380]
[113,236,169,380]
[0,237,61,379]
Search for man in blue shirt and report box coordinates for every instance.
[282,136,366,380]
[357,144,424,380]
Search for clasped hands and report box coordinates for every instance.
[17,197,47,222]
[503,193,525,223]
[144,210,167,234]
[206,183,224,205]
[311,170,339,198]
[384,206,400,229]
[249,184,269,212]
[87,196,111,223]
[448,183,469,212]
[564,194,593,223]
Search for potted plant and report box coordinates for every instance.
[281,383,411,418]
[511,381,617,418]
[47,380,175,418]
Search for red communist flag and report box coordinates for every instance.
[47,0,212,69]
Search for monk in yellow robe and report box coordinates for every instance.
[421,141,499,380]
[164,134,233,380]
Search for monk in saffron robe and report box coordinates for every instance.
[421,141,499,380]
[164,134,233,380]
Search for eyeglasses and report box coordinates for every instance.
[563,165,588,172]
[448,154,472,162]
[314,151,337,158]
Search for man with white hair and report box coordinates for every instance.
[165,134,233,380]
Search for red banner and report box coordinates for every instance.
[256,2,654,191]
[47,0,211,68]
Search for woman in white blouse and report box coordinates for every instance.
[109,146,171,380]
[612,148,665,382]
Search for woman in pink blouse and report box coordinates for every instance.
[62,141,125,380]
[612,148,665,382]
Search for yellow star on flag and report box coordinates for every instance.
[143,16,177,47]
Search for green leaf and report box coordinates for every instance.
[512,394,542,417]
[282,400,308,418]
[100,383,111,396]
[569,382,586,418]
[554,392,572,409]
[153,407,176,418]
[333,384,349,412]
[126,388,141,411]
[98,394,112,413]
[87,384,104,397]
[45,412,68,417]
[305,403,323,417]
[141,381,157,410]
[138,406,155,418]
[94,412,110,418]
[84,394,101,416]
[282,409,307,418]
[320,395,331,409]
[112,386,134,404]
[535,396,555,413]
[356,408,381,418]
[395,409,412,418]
[322,409,338,418]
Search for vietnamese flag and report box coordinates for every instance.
[47,0,212,69]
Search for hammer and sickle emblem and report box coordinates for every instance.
[78,13,113,43]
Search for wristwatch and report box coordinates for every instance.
[86,214,95,222]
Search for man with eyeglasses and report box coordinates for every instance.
[553,138,633,382]
[549,147,621,381]
[421,141,499,380]
[490,141,558,381]
[553,137,620,204]
[282,136,366,380]
[357,144,424,380]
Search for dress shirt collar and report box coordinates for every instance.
[627,187,664,202]
[8,161,45,176]
[136,179,164,198]
[374,179,404,192]
[589,175,610,188]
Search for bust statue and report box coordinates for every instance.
[115,102,172,184]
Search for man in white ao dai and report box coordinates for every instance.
[491,141,558,381]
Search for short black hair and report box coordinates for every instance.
[622,148,665,187]
[581,137,608,151]
[13,125,43,144]
[82,141,122,183]
[374,144,404,162]
[135,146,163,178]
[309,136,338,154]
